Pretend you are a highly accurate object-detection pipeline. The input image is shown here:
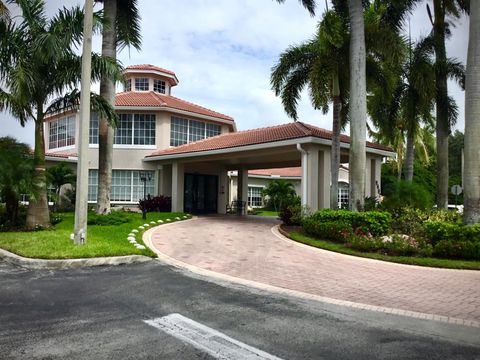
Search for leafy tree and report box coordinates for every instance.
[46,162,76,210]
[0,0,122,229]
[262,179,296,212]
[463,0,480,224]
[0,137,32,226]
[428,0,469,208]
[96,0,141,215]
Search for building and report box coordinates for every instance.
[45,64,394,214]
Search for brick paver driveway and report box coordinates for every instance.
[147,215,480,324]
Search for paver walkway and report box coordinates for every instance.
[147,216,480,324]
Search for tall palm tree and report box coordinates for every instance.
[429,0,469,208]
[96,0,141,215]
[348,0,367,211]
[271,8,349,209]
[463,0,480,224]
[275,0,316,15]
[272,0,410,209]
[0,0,121,229]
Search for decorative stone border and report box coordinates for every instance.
[0,248,152,270]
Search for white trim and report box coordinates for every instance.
[89,144,99,149]
[47,145,75,152]
[45,156,78,163]
[248,174,301,180]
[125,69,179,85]
[144,136,395,162]
[113,144,156,150]
[115,105,235,129]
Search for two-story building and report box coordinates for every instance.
[45,64,394,214]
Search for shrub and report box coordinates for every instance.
[347,234,381,252]
[138,195,172,213]
[434,240,480,260]
[304,209,391,237]
[303,219,353,242]
[381,180,433,211]
[423,221,459,246]
[279,203,310,226]
[392,209,462,238]
[87,211,131,226]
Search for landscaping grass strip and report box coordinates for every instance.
[286,230,480,270]
[0,212,188,259]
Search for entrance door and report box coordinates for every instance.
[184,174,218,214]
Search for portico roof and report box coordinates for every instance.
[145,122,394,160]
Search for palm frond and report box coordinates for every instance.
[116,0,142,51]
[275,0,316,16]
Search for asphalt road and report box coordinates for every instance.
[0,260,479,360]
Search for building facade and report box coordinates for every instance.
[45,64,394,214]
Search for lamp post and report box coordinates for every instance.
[140,171,152,220]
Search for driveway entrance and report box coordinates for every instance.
[146,216,480,326]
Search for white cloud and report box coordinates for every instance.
[0,0,469,147]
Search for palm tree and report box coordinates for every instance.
[348,0,367,211]
[0,1,9,22]
[0,0,121,229]
[463,0,480,224]
[96,0,141,215]
[0,137,32,226]
[46,162,76,211]
[262,179,296,212]
[275,0,316,15]
[271,8,348,209]
[429,0,469,208]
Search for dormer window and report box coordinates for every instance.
[135,77,149,91]
[153,79,166,94]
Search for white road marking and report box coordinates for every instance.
[144,313,283,360]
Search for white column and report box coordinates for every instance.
[217,167,228,214]
[306,146,319,211]
[319,149,331,209]
[171,162,184,212]
[365,156,372,198]
[237,167,249,215]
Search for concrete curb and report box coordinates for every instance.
[0,248,152,270]
[144,221,480,329]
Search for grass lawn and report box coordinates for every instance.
[252,209,279,217]
[287,230,480,270]
[0,211,187,259]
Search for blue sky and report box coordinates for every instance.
[0,0,469,146]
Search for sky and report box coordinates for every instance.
[0,0,470,147]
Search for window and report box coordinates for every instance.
[338,182,349,209]
[135,77,149,91]
[48,116,75,149]
[153,79,166,94]
[189,120,205,142]
[170,116,222,146]
[88,170,98,202]
[125,79,131,92]
[89,112,99,145]
[170,117,188,146]
[206,123,221,137]
[248,186,264,208]
[88,169,155,203]
[114,114,155,146]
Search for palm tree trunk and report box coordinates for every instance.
[96,0,117,215]
[330,73,341,209]
[404,129,414,181]
[26,109,50,229]
[433,0,449,209]
[463,0,480,224]
[348,0,367,212]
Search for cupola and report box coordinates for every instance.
[123,64,179,95]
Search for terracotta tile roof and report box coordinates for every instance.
[249,167,302,177]
[125,64,176,77]
[45,151,77,159]
[147,122,393,158]
[115,91,234,122]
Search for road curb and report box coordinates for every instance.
[0,248,152,270]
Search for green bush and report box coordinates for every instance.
[304,209,391,237]
[87,211,131,226]
[347,235,381,252]
[434,240,480,260]
[381,180,433,211]
[279,203,306,226]
[392,208,461,238]
[303,219,352,242]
